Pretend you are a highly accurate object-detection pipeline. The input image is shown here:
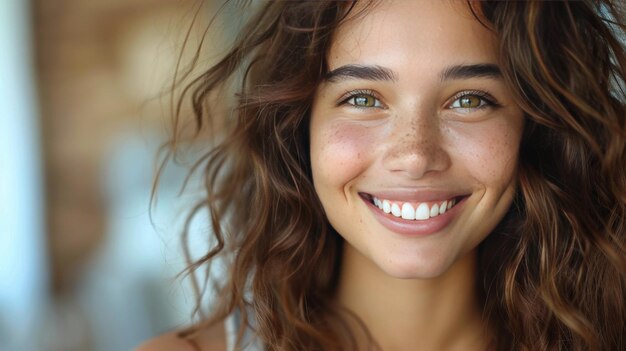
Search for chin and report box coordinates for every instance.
[376,255,458,280]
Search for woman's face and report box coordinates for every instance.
[310,0,524,279]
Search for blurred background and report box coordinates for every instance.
[0,0,238,350]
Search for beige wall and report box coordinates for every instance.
[32,2,234,349]
[34,0,214,296]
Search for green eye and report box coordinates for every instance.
[449,92,494,110]
[354,95,376,107]
[345,93,383,108]
[458,95,482,108]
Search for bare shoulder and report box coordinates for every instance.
[133,331,196,351]
[134,324,227,351]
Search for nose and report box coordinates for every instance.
[382,113,451,179]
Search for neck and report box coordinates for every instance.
[335,245,490,351]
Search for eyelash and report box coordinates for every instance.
[338,89,385,109]
[338,89,500,111]
[447,90,500,110]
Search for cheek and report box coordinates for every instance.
[448,118,522,185]
[310,121,377,189]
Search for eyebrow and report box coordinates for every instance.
[323,63,502,84]
[324,64,397,82]
[439,63,502,81]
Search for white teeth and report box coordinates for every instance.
[439,201,447,215]
[415,203,430,220]
[382,200,391,213]
[401,203,415,220]
[371,195,459,221]
[430,203,439,217]
[391,203,401,217]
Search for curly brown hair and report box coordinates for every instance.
[162,1,626,350]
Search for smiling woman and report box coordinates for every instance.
[310,2,524,286]
[137,1,626,350]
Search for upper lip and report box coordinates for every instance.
[359,189,470,203]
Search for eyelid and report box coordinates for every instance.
[338,89,386,108]
[447,90,500,109]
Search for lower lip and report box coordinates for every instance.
[362,195,466,236]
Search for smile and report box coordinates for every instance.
[359,192,468,236]
[371,196,458,221]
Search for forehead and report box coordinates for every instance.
[329,0,498,75]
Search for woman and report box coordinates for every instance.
[138,0,626,350]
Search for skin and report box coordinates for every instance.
[310,0,524,350]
